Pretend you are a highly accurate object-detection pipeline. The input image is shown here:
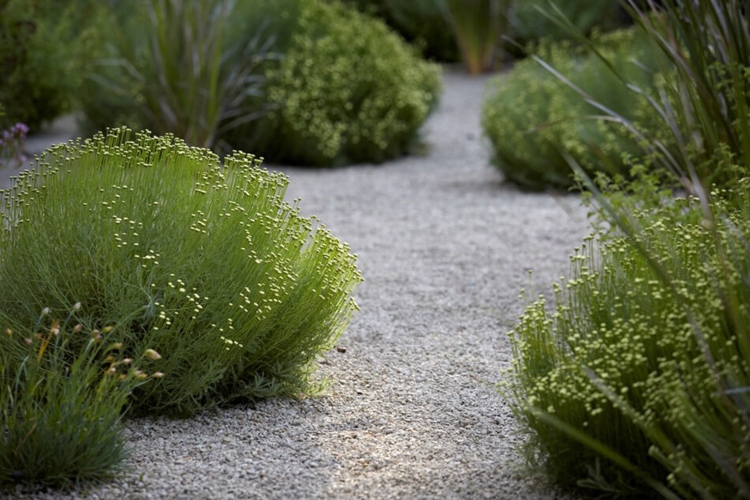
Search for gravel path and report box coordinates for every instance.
[9,69,591,499]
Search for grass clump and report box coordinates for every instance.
[0,128,362,417]
[506,177,750,497]
[482,27,666,190]
[0,306,162,488]
[224,0,442,167]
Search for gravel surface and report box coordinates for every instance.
[7,69,591,499]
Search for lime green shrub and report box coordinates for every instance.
[506,179,750,497]
[224,0,442,166]
[0,307,162,487]
[482,27,667,190]
[0,0,97,131]
[0,128,362,417]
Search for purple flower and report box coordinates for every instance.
[11,123,29,136]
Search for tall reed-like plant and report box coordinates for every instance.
[539,0,750,189]
[441,0,512,74]
[83,0,272,150]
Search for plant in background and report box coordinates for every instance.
[506,176,750,497]
[0,122,29,167]
[482,27,668,190]
[619,0,750,189]
[441,0,512,74]
[0,0,99,132]
[341,0,459,62]
[224,0,442,166]
[0,128,362,417]
[509,0,626,51]
[0,306,162,487]
[81,0,273,150]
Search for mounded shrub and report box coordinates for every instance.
[505,178,750,497]
[224,0,442,166]
[0,128,362,417]
[482,27,668,190]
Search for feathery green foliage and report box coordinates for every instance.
[0,306,162,488]
[224,0,442,166]
[0,128,362,417]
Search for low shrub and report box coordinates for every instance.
[482,27,668,190]
[0,128,362,417]
[0,306,162,487]
[0,0,98,132]
[505,176,750,497]
[223,0,442,166]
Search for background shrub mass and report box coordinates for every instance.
[0,0,96,131]
[482,27,667,190]
[0,128,362,417]
[224,0,442,166]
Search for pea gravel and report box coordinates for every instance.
[7,68,591,500]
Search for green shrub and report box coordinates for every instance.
[79,0,272,150]
[224,0,442,167]
[0,128,362,417]
[510,0,626,49]
[0,306,162,487]
[482,27,667,190]
[506,176,750,497]
[0,0,98,132]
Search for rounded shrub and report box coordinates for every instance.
[224,0,442,167]
[0,128,362,417]
[506,180,750,497]
[482,27,667,191]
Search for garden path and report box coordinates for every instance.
[15,68,590,499]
